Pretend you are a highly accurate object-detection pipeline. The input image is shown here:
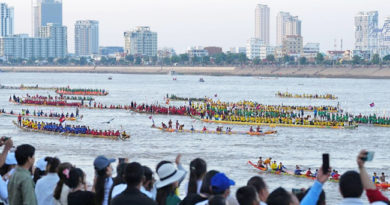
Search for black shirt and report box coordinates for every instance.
[68,190,96,205]
[111,186,157,205]
[180,193,208,205]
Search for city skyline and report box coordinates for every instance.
[2,0,390,53]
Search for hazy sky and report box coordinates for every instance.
[3,0,390,53]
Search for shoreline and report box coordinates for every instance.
[1,66,390,79]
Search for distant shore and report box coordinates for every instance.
[2,66,390,79]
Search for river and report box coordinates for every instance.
[1,72,389,204]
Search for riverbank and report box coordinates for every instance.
[2,66,390,79]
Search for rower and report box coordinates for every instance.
[332,170,340,180]
[162,122,167,129]
[264,157,272,167]
[176,120,179,130]
[179,124,184,130]
[249,126,254,133]
[373,172,379,184]
[122,131,127,137]
[270,161,277,171]
[190,125,195,132]
[256,126,262,133]
[305,168,312,177]
[257,157,264,168]
[202,126,207,132]
[276,162,286,173]
[294,165,302,175]
[168,119,172,129]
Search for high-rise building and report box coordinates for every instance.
[0,3,14,37]
[0,34,51,59]
[379,17,390,57]
[246,38,264,59]
[124,26,157,56]
[354,11,378,53]
[39,23,67,58]
[255,4,270,45]
[276,12,301,46]
[32,0,62,37]
[75,20,99,56]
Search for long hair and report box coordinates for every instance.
[95,167,108,205]
[108,163,127,205]
[67,168,85,189]
[200,170,219,195]
[156,184,176,205]
[54,162,72,200]
[187,158,207,195]
[33,168,45,183]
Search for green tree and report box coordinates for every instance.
[283,55,291,63]
[371,53,381,64]
[80,57,88,66]
[266,54,275,63]
[171,55,180,64]
[179,54,189,63]
[315,53,324,64]
[163,57,171,65]
[352,55,362,65]
[383,55,390,62]
[253,57,261,65]
[237,53,248,65]
[125,55,134,64]
[214,53,227,65]
[135,56,142,65]
[299,57,307,65]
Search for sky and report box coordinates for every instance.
[3,0,390,53]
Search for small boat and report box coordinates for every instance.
[108,76,112,80]
[13,121,130,140]
[152,126,277,136]
[199,78,205,82]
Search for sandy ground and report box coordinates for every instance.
[1,66,390,79]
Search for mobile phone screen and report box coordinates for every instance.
[365,152,375,161]
[322,153,329,174]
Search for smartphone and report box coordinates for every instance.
[362,152,375,162]
[292,188,304,195]
[322,153,329,174]
[118,158,125,164]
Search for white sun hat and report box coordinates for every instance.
[155,162,186,189]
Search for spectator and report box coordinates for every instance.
[111,162,156,205]
[155,161,186,205]
[247,176,268,205]
[338,171,363,205]
[93,156,115,205]
[266,187,299,205]
[109,163,127,200]
[210,173,235,200]
[181,170,219,205]
[209,195,227,205]
[35,157,61,205]
[0,138,13,168]
[0,152,17,204]
[300,167,330,205]
[186,158,207,195]
[67,167,96,205]
[141,166,156,199]
[7,144,37,205]
[54,162,73,205]
[236,186,259,205]
[34,157,48,183]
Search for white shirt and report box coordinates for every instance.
[260,202,267,205]
[338,198,364,205]
[111,184,127,199]
[0,176,8,204]
[35,173,60,205]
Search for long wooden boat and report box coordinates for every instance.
[13,121,129,140]
[248,161,390,189]
[276,92,338,100]
[152,126,277,136]
[0,113,80,121]
[55,89,109,96]
[193,116,357,129]
[0,84,57,90]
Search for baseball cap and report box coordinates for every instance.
[36,158,47,171]
[211,173,235,194]
[94,155,115,171]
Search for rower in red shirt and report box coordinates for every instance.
[305,168,313,177]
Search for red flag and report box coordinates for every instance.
[148,116,153,120]
[370,102,375,107]
[59,116,65,123]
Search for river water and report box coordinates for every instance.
[0,72,389,203]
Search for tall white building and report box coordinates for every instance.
[124,26,157,56]
[255,4,270,45]
[379,17,390,57]
[32,0,62,37]
[39,23,67,58]
[0,3,13,37]
[246,38,264,59]
[276,12,301,46]
[355,11,379,53]
[75,20,99,56]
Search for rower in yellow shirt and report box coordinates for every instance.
[271,161,277,171]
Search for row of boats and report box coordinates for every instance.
[276,92,338,100]
[1,84,109,96]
